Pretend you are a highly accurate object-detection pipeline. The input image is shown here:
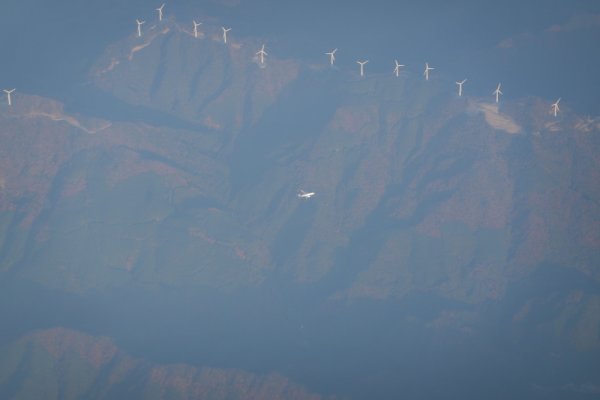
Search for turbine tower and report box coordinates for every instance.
[424,62,434,81]
[325,48,337,66]
[3,89,15,106]
[193,21,202,38]
[551,98,561,117]
[393,60,405,77]
[156,3,165,22]
[222,27,231,44]
[357,60,369,77]
[456,79,467,96]
[493,83,503,103]
[136,19,145,37]
[256,44,268,65]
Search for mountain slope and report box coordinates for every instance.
[0,328,329,400]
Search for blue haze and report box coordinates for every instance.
[0,1,600,400]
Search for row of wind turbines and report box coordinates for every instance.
[133,3,563,117]
[2,2,562,118]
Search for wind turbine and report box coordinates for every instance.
[393,60,405,77]
[357,60,369,77]
[551,98,561,117]
[222,27,231,44]
[193,21,202,38]
[325,48,337,66]
[3,89,15,106]
[456,79,467,96]
[156,4,165,21]
[493,83,503,103]
[424,62,434,81]
[136,19,145,37]
[256,44,268,64]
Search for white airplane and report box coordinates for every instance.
[424,62,434,81]
[136,19,145,37]
[3,89,15,106]
[456,79,467,96]
[298,190,315,199]
[193,21,202,38]
[256,44,268,64]
[222,27,231,44]
[357,60,369,77]
[493,83,503,103]
[156,3,165,21]
[325,48,337,66]
[551,98,561,117]
[393,60,405,77]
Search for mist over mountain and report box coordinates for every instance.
[1,1,600,399]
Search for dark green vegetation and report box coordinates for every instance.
[0,17,599,400]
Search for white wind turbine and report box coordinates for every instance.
[493,83,503,103]
[424,62,434,81]
[325,48,337,66]
[551,98,561,117]
[136,19,145,37]
[193,21,202,38]
[3,89,15,106]
[256,44,268,65]
[156,3,165,21]
[393,60,405,77]
[456,79,467,96]
[222,27,231,44]
[357,60,369,77]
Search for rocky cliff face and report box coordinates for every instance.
[1,16,600,399]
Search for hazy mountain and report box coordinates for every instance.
[0,5,599,400]
[0,328,329,400]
